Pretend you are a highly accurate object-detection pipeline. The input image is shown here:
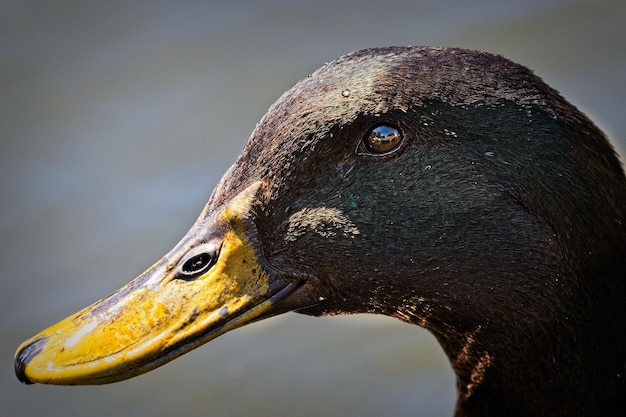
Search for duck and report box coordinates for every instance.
[15,46,626,417]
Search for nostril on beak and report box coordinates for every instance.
[15,337,47,384]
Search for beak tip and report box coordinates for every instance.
[15,337,47,385]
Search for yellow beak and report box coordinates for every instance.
[15,181,298,385]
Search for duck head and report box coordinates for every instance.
[16,47,626,416]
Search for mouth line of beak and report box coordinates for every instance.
[164,280,304,357]
[15,280,303,385]
[109,280,305,381]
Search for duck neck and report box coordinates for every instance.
[428,264,625,417]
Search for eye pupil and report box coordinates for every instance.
[181,253,213,274]
[364,125,402,154]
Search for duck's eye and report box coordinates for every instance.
[177,243,219,279]
[362,125,402,154]
[182,253,212,274]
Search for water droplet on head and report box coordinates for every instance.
[341,89,351,97]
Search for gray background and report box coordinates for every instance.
[2,1,624,416]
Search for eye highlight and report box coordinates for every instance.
[361,125,403,155]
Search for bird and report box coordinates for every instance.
[15,46,626,417]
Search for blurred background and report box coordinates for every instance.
[1,1,624,416]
